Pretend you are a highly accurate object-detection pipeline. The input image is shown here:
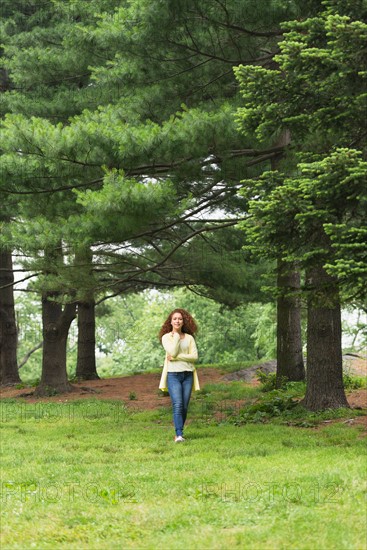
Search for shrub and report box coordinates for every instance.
[257,370,289,391]
[343,371,365,390]
[230,393,300,425]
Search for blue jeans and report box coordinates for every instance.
[167,371,193,436]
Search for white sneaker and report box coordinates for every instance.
[174,435,185,443]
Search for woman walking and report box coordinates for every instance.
[159,309,200,442]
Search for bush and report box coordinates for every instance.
[257,370,289,391]
[343,371,365,390]
[231,394,300,425]
[257,370,276,391]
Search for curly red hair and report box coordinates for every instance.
[159,308,198,340]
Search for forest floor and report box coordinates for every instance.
[1,356,366,430]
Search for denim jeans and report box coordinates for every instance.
[167,371,193,436]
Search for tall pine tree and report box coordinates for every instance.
[235,0,367,409]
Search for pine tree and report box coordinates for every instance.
[0,0,122,391]
[235,0,367,409]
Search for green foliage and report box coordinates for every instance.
[222,384,362,426]
[342,372,365,390]
[342,308,367,350]
[257,362,365,394]
[94,287,277,376]
[257,371,278,391]
[235,0,367,304]
[250,303,277,358]
[241,150,367,302]
[242,394,299,421]
[14,288,278,381]
[235,1,367,149]
[258,371,307,395]
[16,287,364,382]
[0,0,317,306]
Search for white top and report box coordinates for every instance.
[161,332,198,372]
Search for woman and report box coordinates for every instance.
[159,308,200,443]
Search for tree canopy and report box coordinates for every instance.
[235,0,367,304]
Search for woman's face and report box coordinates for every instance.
[171,312,184,331]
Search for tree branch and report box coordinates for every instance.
[18,342,43,369]
[0,273,40,290]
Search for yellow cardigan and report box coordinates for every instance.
[159,333,200,392]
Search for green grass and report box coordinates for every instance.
[1,388,366,550]
[198,359,272,374]
[140,360,273,377]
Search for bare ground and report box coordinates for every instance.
[0,367,224,409]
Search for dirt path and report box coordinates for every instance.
[0,367,224,409]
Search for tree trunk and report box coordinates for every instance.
[0,249,21,385]
[276,260,305,386]
[34,292,76,396]
[76,299,99,380]
[271,131,305,387]
[302,265,349,411]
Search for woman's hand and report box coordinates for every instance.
[167,355,173,361]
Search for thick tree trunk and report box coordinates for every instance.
[76,299,99,380]
[0,249,21,385]
[34,293,76,396]
[276,260,305,386]
[302,265,349,411]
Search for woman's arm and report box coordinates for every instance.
[170,336,198,363]
[161,332,181,357]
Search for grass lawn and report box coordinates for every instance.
[1,386,366,550]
